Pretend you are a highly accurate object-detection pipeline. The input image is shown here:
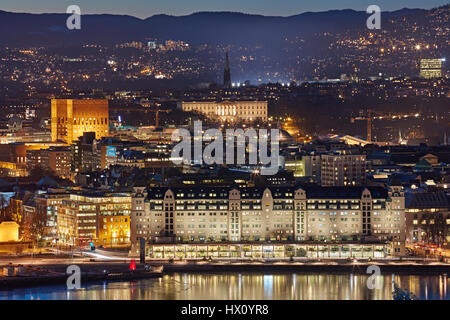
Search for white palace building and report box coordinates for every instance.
[178,100,268,122]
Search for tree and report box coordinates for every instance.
[419,212,447,247]
[20,210,33,242]
[29,166,56,180]
[0,194,12,222]
[30,207,48,244]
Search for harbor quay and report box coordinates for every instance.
[0,261,163,289]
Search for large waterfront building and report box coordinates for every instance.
[178,101,268,122]
[131,185,405,256]
[51,99,109,143]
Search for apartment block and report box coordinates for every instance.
[321,154,366,186]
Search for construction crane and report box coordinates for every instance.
[351,109,372,142]
[150,105,171,128]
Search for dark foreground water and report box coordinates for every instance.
[0,272,448,300]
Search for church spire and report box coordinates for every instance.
[223,51,231,89]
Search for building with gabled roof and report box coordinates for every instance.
[131,185,405,256]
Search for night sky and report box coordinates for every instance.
[1,0,447,18]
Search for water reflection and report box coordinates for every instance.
[0,273,448,300]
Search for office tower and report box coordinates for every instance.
[71,132,101,173]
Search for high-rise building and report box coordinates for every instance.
[321,154,366,186]
[223,52,231,89]
[71,132,101,173]
[51,99,109,143]
[420,59,443,79]
[302,155,322,182]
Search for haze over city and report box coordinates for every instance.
[1,0,448,17]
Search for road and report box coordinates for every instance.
[407,244,450,259]
[0,248,132,265]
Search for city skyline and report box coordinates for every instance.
[0,0,448,305]
[1,0,448,18]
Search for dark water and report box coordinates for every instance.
[0,272,448,300]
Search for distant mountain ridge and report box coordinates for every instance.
[0,8,429,46]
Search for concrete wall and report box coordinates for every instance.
[0,221,19,242]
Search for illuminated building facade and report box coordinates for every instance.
[26,147,71,177]
[419,59,443,79]
[321,154,366,186]
[99,215,131,247]
[179,101,268,122]
[43,147,71,177]
[51,99,109,143]
[25,149,42,170]
[57,193,131,246]
[0,142,67,165]
[303,155,322,182]
[405,191,450,249]
[283,159,305,178]
[145,242,392,259]
[131,186,405,256]
[35,193,71,244]
[0,161,27,177]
